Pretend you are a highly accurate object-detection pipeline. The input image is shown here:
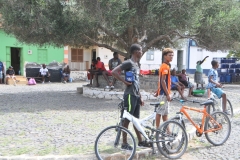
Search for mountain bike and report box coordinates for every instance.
[171,98,231,146]
[209,90,233,121]
[94,98,188,159]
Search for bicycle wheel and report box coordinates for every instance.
[156,120,188,159]
[170,117,186,129]
[204,111,231,146]
[95,126,136,160]
[226,99,233,118]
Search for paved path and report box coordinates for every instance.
[0,82,239,159]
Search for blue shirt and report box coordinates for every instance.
[206,68,218,89]
[171,75,179,88]
[0,62,3,71]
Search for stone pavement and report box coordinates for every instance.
[0,82,239,159]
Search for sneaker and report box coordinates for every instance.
[42,81,45,84]
[121,143,133,151]
[48,81,51,83]
[223,110,231,115]
[105,86,110,89]
[64,81,66,84]
[138,141,152,148]
[110,86,114,89]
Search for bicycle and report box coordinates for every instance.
[208,90,233,120]
[171,98,231,146]
[94,98,188,159]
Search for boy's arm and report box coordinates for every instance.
[161,74,171,101]
[111,65,131,86]
[209,75,221,87]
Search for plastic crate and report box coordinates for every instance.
[192,89,205,96]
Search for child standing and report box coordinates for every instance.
[155,48,174,129]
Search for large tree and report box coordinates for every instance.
[1,0,240,58]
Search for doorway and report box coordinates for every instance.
[92,49,96,60]
[11,47,21,75]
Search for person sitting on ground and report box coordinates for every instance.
[0,60,4,84]
[62,65,71,84]
[38,64,50,84]
[6,66,19,85]
[108,52,122,86]
[178,69,194,97]
[194,56,209,89]
[206,60,229,115]
[171,69,186,99]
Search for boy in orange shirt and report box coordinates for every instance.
[155,48,174,129]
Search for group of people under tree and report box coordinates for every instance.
[108,44,229,150]
[87,52,122,88]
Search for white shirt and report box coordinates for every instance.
[39,68,48,75]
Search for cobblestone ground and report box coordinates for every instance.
[0,82,239,159]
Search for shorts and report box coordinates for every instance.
[171,86,178,90]
[0,71,2,79]
[63,73,70,77]
[156,95,169,116]
[97,71,103,75]
[6,75,15,78]
[40,74,50,77]
[124,94,141,118]
[211,87,224,99]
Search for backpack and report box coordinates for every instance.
[28,78,36,85]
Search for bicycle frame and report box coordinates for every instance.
[122,109,156,141]
[180,105,222,134]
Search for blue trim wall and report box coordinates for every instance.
[186,69,209,76]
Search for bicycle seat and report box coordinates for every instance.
[150,101,165,106]
[200,100,214,106]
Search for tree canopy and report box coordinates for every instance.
[1,0,240,58]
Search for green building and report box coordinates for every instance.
[0,29,64,76]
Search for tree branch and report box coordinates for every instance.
[143,34,171,53]
[98,25,128,52]
[83,35,127,57]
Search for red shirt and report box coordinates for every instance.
[96,61,106,71]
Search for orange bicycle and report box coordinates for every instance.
[170,98,231,146]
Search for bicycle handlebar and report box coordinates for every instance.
[171,97,200,104]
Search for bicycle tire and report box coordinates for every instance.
[95,126,136,160]
[170,117,186,129]
[204,111,231,146]
[212,98,233,120]
[156,120,188,159]
[226,99,233,118]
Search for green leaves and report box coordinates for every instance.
[1,0,240,56]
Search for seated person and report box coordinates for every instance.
[96,57,113,88]
[178,69,194,97]
[108,52,122,86]
[87,59,98,86]
[206,60,229,115]
[62,65,70,84]
[171,69,186,99]
[6,66,19,85]
[38,64,50,84]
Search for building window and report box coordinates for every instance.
[71,48,83,62]
[197,48,203,52]
[146,50,154,61]
[37,49,48,63]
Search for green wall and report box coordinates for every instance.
[0,29,64,75]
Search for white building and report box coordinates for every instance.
[140,40,228,75]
